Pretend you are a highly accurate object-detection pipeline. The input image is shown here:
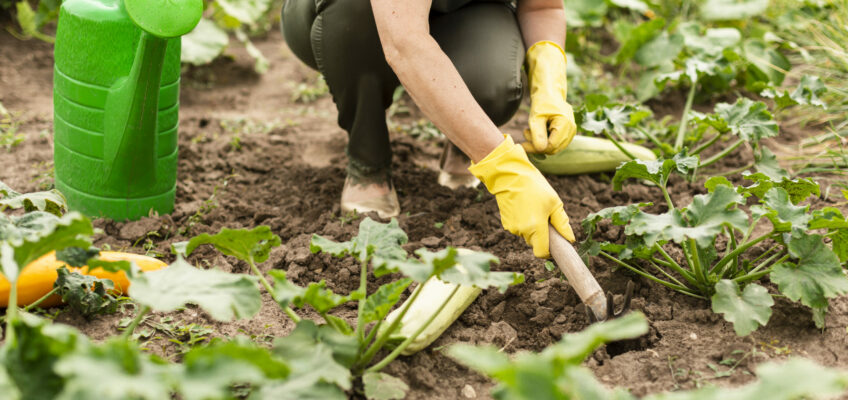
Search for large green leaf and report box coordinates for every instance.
[311,217,407,264]
[2,314,86,400]
[268,270,351,314]
[635,31,684,67]
[711,280,773,336]
[294,281,351,314]
[563,0,607,27]
[627,185,747,247]
[215,0,272,25]
[363,372,409,400]
[448,313,648,400]
[646,359,848,400]
[0,181,66,216]
[741,172,820,204]
[0,365,21,400]
[183,226,281,264]
[758,187,811,232]
[440,250,523,293]
[1,212,93,283]
[771,234,848,313]
[582,202,653,238]
[613,18,666,65]
[254,381,347,400]
[361,278,413,324]
[273,319,359,369]
[546,312,649,364]
[612,153,698,190]
[705,98,778,141]
[701,0,769,21]
[269,270,305,310]
[763,74,828,109]
[680,23,741,56]
[273,321,353,390]
[742,39,792,89]
[129,257,262,322]
[54,338,176,400]
[180,338,289,400]
[54,268,119,318]
[181,18,229,65]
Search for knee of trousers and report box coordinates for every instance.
[281,0,319,71]
[471,79,523,127]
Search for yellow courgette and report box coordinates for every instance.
[530,135,657,175]
[0,251,167,308]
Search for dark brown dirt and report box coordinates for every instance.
[1,28,847,400]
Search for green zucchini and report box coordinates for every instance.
[529,135,656,175]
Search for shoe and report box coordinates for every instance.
[438,142,480,190]
[340,174,400,219]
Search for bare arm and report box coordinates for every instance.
[517,0,567,49]
[370,0,503,163]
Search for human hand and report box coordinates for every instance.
[469,135,575,258]
[523,41,578,155]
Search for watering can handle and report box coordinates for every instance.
[124,0,204,39]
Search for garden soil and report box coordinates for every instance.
[1,29,847,399]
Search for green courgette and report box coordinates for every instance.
[530,135,656,175]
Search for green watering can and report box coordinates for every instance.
[53,0,203,220]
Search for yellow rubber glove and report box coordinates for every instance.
[523,41,578,155]
[469,136,575,259]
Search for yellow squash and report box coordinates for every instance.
[0,251,167,308]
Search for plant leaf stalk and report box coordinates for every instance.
[356,283,424,370]
[248,258,300,323]
[601,130,638,160]
[4,282,18,344]
[674,80,698,151]
[699,139,745,169]
[355,257,368,343]
[120,305,150,341]
[599,251,704,299]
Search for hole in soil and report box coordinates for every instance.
[606,324,661,358]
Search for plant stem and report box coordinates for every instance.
[713,233,772,276]
[689,239,704,284]
[746,244,781,272]
[649,261,687,288]
[362,320,383,351]
[248,258,300,323]
[636,127,668,156]
[366,285,460,373]
[691,134,722,155]
[699,139,745,169]
[734,253,789,284]
[120,305,150,341]
[600,252,702,297]
[23,287,59,312]
[651,257,674,268]
[602,131,638,160]
[355,258,368,344]
[357,283,424,369]
[5,283,18,344]
[656,245,699,286]
[675,80,698,152]
[660,186,675,211]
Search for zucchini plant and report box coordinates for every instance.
[448,312,848,400]
[177,217,524,399]
[581,156,848,336]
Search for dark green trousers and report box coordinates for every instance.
[282,0,524,180]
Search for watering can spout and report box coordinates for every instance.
[102,0,203,189]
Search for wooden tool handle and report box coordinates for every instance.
[548,225,607,321]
